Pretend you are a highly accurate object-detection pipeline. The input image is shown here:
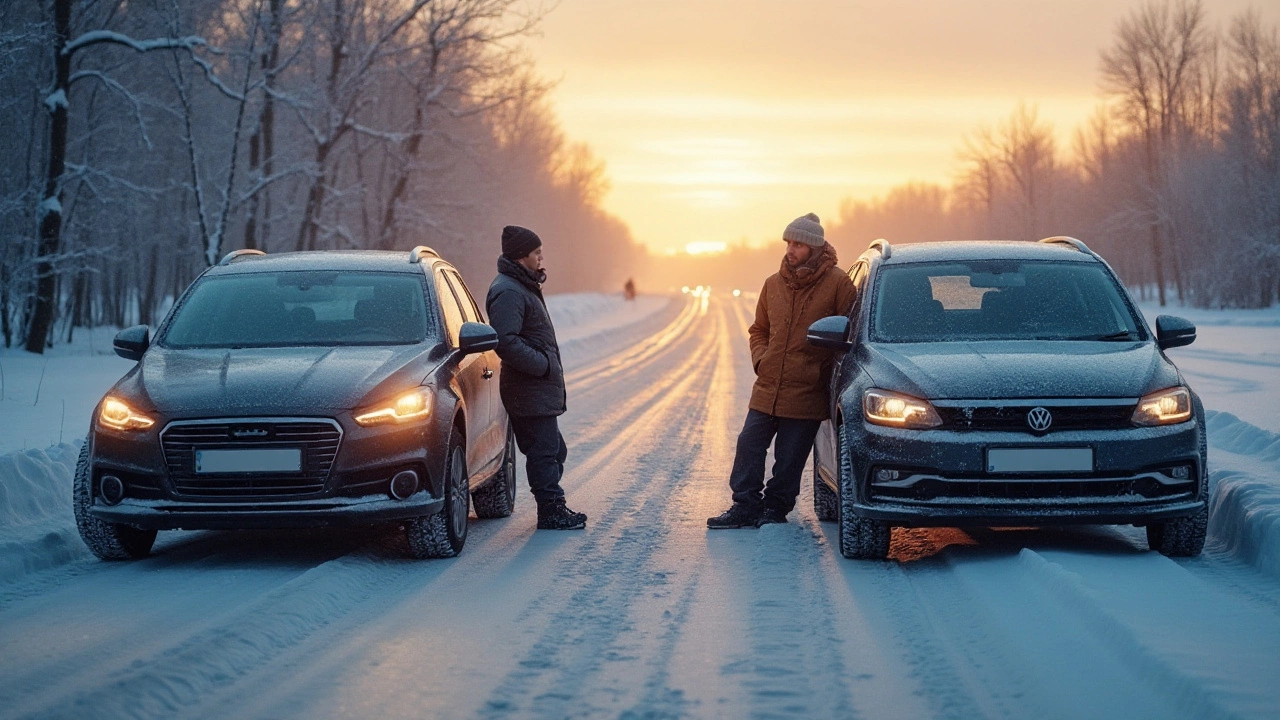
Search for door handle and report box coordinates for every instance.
[483,369,494,379]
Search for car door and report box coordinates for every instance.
[441,268,503,477]
[814,261,869,486]
[435,268,491,479]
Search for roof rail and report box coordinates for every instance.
[1038,236,1093,254]
[218,249,266,266]
[408,245,439,264]
[869,238,892,259]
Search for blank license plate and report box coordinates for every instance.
[987,447,1092,473]
[195,448,302,473]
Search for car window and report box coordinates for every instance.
[846,262,868,340]
[871,260,1146,343]
[435,269,466,346]
[444,270,483,324]
[162,271,430,348]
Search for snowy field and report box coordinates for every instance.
[2,291,1279,719]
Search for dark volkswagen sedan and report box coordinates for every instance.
[807,238,1207,559]
[75,247,518,560]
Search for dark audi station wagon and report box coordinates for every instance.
[807,237,1207,559]
[75,247,518,560]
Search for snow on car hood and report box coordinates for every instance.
[871,340,1176,400]
[130,345,433,416]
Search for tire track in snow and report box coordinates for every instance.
[476,302,733,718]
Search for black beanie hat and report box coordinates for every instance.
[501,225,542,259]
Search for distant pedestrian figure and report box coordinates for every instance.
[708,213,857,529]
[624,277,637,301]
[486,225,587,530]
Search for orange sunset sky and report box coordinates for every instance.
[525,0,1277,255]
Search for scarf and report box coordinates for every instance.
[497,255,547,295]
[780,242,837,291]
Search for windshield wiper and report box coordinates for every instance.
[1082,330,1140,341]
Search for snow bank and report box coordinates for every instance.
[1205,410,1280,581]
[0,442,88,585]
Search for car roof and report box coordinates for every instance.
[204,250,442,276]
[874,241,1100,265]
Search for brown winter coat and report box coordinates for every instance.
[749,243,858,420]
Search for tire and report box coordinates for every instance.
[1146,507,1207,557]
[405,435,469,559]
[813,456,838,522]
[1152,397,1208,556]
[835,422,890,560]
[72,435,156,560]
[1148,397,1209,557]
[472,426,517,519]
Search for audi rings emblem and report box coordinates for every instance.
[1026,407,1053,432]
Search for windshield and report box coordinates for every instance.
[871,260,1145,343]
[163,271,431,348]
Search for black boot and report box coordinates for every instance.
[707,502,760,529]
[537,498,587,530]
[755,506,789,527]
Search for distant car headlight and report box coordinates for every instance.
[99,397,155,431]
[1132,386,1193,426]
[863,389,942,429]
[354,388,433,426]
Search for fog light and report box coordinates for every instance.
[100,475,125,505]
[875,468,900,482]
[389,470,419,501]
[1170,465,1191,480]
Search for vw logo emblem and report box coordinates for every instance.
[1026,407,1053,432]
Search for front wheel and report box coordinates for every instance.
[73,436,156,560]
[473,426,517,518]
[406,436,470,558]
[1146,507,1207,557]
[835,422,890,559]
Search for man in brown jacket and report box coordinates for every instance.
[708,213,857,528]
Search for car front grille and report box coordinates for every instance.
[869,471,1195,504]
[160,419,342,499]
[934,401,1137,432]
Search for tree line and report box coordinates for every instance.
[1,0,644,353]
[829,0,1279,309]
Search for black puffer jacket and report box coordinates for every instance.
[485,256,566,417]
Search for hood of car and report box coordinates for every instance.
[869,340,1178,399]
[124,345,434,416]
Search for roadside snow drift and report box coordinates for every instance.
[1205,410,1280,581]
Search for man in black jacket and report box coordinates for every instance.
[486,225,588,530]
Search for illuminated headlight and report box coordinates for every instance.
[863,389,942,429]
[99,397,155,431]
[354,388,433,426]
[1132,386,1192,426]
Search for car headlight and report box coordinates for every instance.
[354,388,433,426]
[1132,386,1192,426]
[863,389,942,429]
[99,397,155,431]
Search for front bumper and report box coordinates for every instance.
[89,493,444,531]
[848,418,1206,526]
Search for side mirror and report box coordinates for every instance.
[1155,315,1196,350]
[807,316,852,352]
[113,325,150,361]
[458,321,499,354]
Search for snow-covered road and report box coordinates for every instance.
[3,294,1280,719]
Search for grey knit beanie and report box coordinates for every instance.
[783,213,824,247]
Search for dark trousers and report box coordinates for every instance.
[729,409,822,513]
[510,414,568,503]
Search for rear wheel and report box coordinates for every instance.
[813,457,838,522]
[473,426,517,518]
[835,422,890,559]
[406,436,469,558]
[72,436,156,560]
